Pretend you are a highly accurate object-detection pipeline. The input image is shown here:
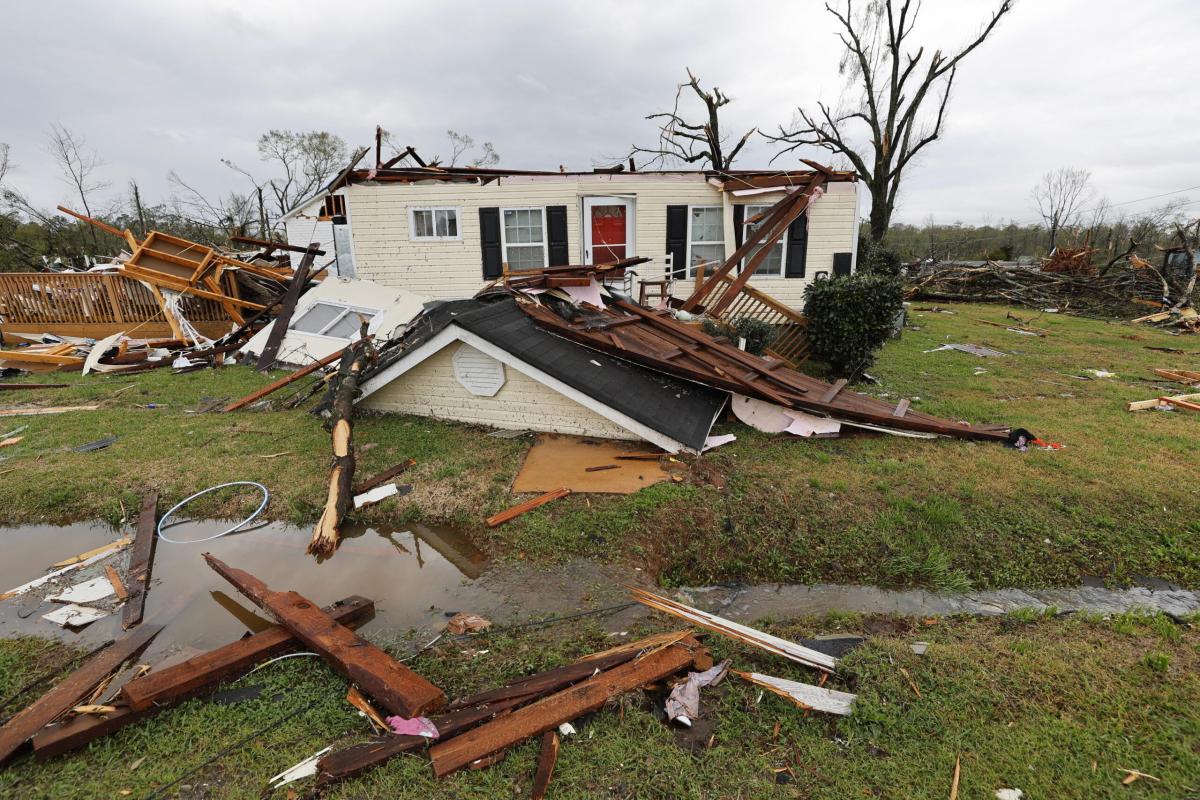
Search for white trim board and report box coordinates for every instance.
[357,324,700,453]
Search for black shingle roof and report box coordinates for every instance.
[376,298,725,451]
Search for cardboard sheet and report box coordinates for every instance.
[512,434,673,494]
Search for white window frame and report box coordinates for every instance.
[288,300,382,341]
[739,203,787,278]
[408,206,462,241]
[500,206,549,270]
[686,205,725,279]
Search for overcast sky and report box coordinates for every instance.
[3,0,1198,227]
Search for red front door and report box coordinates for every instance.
[590,205,627,264]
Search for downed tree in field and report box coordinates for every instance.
[309,328,376,557]
[906,259,1163,316]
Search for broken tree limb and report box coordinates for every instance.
[0,625,161,767]
[255,243,320,372]
[428,635,703,778]
[486,488,570,528]
[204,554,444,717]
[32,597,373,760]
[309,333,375,557]
[530,731,559,800]
[121,492,158,630]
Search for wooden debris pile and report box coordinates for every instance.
[1040,245,1097,276]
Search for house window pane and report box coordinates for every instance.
[290,302,343,333]
[325,310,374,339]
[690,243,724,272]
[412,208,458,239]
[503,208,546,269]
[413,210,433,238]
[437,209,458,237]
[742,204,786,276]
[688,206,725,277]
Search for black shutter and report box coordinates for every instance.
[546,205,569,266]
[479,207,502,279]
[665,205,688,279]
[783,212,808,278]
[733,205,745,248]
[833,251,853,276]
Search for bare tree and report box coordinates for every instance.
[1032,167,1093,250]
[770,1,1013,243]
[46,123,110,251]
[441,130,500,168]
[630,68,756,171]
[0,143,9,186]
[223,130,348,231]
[167,170,256,243]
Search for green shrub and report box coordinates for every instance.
[700,316,778,356]
[859,239,902,276]
[803,273,904,376]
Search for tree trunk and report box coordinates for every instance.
[868,180,892,244]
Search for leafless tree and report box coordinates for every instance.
[769,0,1013,243]
[441,130,500,168]
[46,123,110,251]
[630,68,756,171]
[0,143,9,186]
[1167,219,1199,311]
[1032,167,1094,250]
[223,130,348,232]
[167,170,256,243]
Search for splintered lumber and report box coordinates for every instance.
[309,335,374,557]
[223,345,353,412]
[1161,395,1200,412]
[50,537,132,568]
[429,635,703,777]
[630,587,837,672]
[317,632,688,787]
[530,731,560,800]
[1154,368,1200,384]
[104,565,127,601]
[32,597,374,760]
[204,554,444,716]
[0,625,161,767]
[122,492,159,630]
[1127,392,1200,411]
[0,405,98,418]
[486,488,570,527]
[256,243,319,371]
[353,457,417,496]
[733,671,856,716]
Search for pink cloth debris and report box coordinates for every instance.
[386,715,440,739]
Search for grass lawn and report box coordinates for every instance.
[1,302,1198,590]
[0,610,1196,799]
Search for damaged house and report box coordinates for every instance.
[282,161,861,308]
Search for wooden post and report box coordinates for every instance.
[255,243,320,372]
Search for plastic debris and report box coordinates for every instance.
[386,715,440,739]
[665,659,731,726]
[269,746,334,789]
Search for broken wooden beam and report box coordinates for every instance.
[256,243,320,371]
[32,598,374,760]
[204,554,444,716]
[893,398,911,418]
[0,625,161,767]
[121,492,158,630]
[352,457,417,496]
[486,488,570,528]
[530,731,559,800]
[820,378,848,404]
[428,635,703,777]
[223,344,357,412]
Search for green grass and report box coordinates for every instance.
[2,303,1199,589]
[1,612,1196,799]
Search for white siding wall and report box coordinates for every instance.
[283,215,335,270]
[344,175,858,309]
[360,343,639,440]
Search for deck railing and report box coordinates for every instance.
[0,272,228,327]
[689,268,811,365]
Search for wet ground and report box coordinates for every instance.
[0,519,637,666]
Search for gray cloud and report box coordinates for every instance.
[3,0,1197,226]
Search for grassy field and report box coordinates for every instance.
[1,302,1198,590]
[0,610,1196,799]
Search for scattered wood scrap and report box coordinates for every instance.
[353,457,417,496]
[29,597,375,760]
[0,405,98,418]
[0,625,161,766]
[204,554,444,717]
[530,731,560,800]
[629,587,837,672]
[428,635,704,777]
[486,488,570,527]
[121,492,158,630]
[223,345,356,412]
[733,671,855,716]
[1127,392,1200,412]
[1154,368,1200,384]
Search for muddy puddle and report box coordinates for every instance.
[0,519,513,663]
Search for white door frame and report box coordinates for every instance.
[581,196,636,264]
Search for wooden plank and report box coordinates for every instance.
[0,625,161,767]
[1160,395,1200,412]
[50,537,132,568]
[1154,368,1200,383]
[0,405,98,418]
[486,488,569,527]
[32,597,374,760]
[204,554,444,716]
[428,636,701,777]
[223,345,355,412]
[1127,392,1200,412]
[104,565,127,601]
[256,244,319,371]
[820,378,848,404]
[0,384,70,391]
[352,458,417,496]
[530,731,559,800]
[893,398,911,418]
[122,492,158,630]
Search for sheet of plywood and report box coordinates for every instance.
[512,434,672,495]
